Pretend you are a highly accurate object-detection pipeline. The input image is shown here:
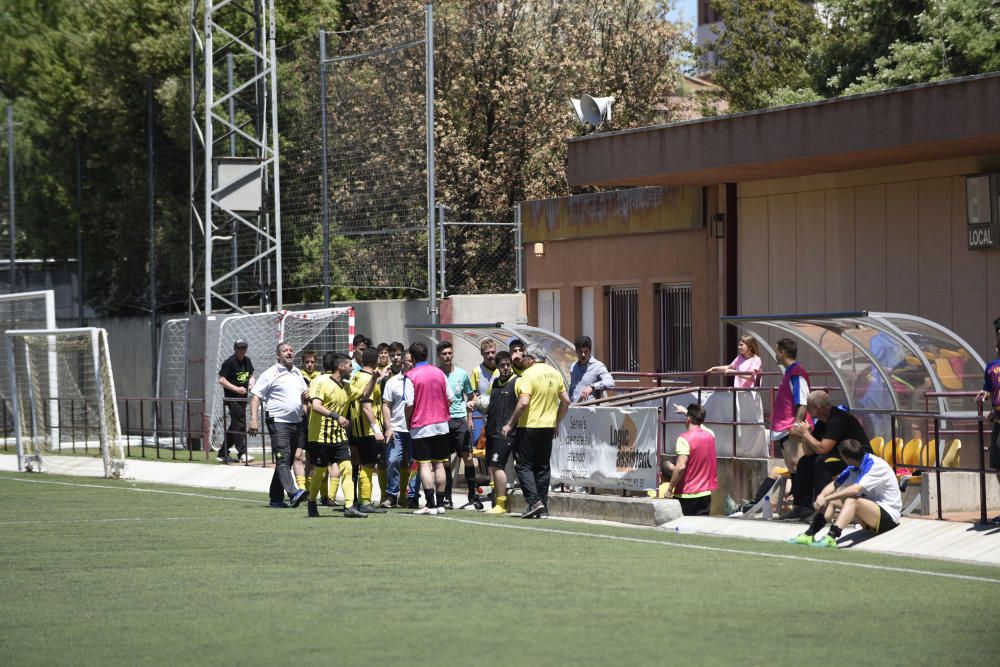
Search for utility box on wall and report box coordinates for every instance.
[965,173,1000,250]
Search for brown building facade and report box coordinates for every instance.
[522,73,1000,370]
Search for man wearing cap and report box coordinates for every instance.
[217,339,255,463]
[501,343,570,519]
[249,341,310,508]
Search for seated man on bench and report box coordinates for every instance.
[788,438,902,548]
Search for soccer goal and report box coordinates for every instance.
[156,307,354,451]
[4,327,125,478]
[206,308,355,448]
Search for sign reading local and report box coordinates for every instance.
[966,173,999,250]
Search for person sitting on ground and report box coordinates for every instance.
[706,334,761,389]
[788,438,902,547]
[664,403,718,516]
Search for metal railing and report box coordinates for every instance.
[119,397,206,462]
[597,374,995,521]
[118,396,274,467]
[879,392,990,522]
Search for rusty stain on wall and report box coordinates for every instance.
[520,186,703,243]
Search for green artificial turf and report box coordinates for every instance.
[1,471,998,666]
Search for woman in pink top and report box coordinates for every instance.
[707,335,761,388]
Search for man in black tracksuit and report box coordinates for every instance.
[482,350,519,514]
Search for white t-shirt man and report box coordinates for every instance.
[836,454,903,523]
[251,364,307,423]
[382,372,414,433]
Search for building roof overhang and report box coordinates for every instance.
[567,73,1000,188]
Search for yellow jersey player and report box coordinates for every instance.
[299,350,321,497]
[306,352,375,518]
[348,347,391,513]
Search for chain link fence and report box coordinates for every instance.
[437,205,522,297]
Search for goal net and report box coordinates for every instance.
[0,291,55,409]
[155,318,192,441]
[156,307,354,451]
[4,327,125,478]
[207,308,354,448]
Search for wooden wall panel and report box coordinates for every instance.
[767,194,798,314]
[738,197,770,314]
[854,184,887,311]
[916,178,953,327]
[795,190,826,311]
[824,188,856,311]
[884,181,920,315]
[949,175,989,353]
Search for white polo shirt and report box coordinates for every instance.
[382,372,414,433]
[251,363,307,423]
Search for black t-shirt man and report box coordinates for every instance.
[798,406,871,506]
[218,342,255,459]
[219,354,255,398]
[813,407,872,454]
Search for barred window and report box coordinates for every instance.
[607,286,639,373]
[656,283,692,372]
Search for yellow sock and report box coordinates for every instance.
[319,470,330,500]
[359,465,374,505]
[497,495,507,511]
[296,474,307,491]
[339,461,355,507]
[308,471,326,502]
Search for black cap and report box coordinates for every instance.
[234,339,248,349]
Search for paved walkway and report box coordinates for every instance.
[2,453,998,567]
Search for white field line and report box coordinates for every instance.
[4,475,999,585]
[1,476,259,503]
[426,515,1000,585]
[0,516,229,526]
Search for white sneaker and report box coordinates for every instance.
[413,507,435,515]
[239,453,255,463]
[435,506,446,515]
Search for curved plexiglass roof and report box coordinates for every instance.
[404,323,577,385]
[722,312,987,416]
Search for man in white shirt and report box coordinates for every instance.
[789,438,902,547]
[249,341,310,508]
[380,343,414,508]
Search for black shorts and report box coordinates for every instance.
[678,495,712,516]
[870,504,899,535]
[486,434,514,469]
[351,436,382,466]
[772,435,788,458]
[449,418,472,454]
[989,420,1000,469]
[306,441,349,467]
[412,432,450,463]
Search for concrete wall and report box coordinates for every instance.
[737,154,1000,361]
[61,316,155,401]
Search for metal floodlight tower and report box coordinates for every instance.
[190,0,282,315]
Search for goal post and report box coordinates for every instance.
[206,307,354,450]
[4,327,125,479]
[0,291,58,453]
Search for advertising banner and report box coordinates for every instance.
[552,406,658,490]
